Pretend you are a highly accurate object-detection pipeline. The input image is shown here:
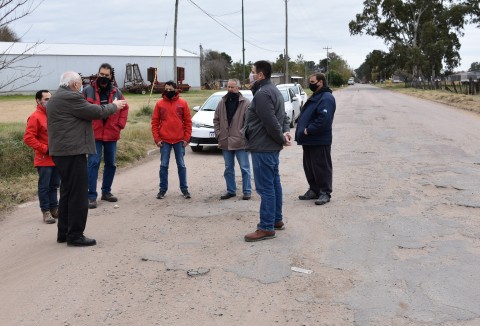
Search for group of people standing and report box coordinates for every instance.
[22,60,336,246]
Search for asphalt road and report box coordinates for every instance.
[1,84,479,325]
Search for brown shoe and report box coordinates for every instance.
[274,221,285,230]
[50,207,59,219]
[42,211,56,224]
[244,229,276,242]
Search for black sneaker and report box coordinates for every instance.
[298,189,317,200]
[315,193,331,205]
[182,190,191,199]
[156,191,166,199]
[101,193,118,202]
[220,192,236,200]
[88,199,97,209]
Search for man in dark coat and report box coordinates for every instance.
[295,72,336,205]
[47,71,127,246]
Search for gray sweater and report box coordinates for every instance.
[243,79,290,152]
[47,86,118,156]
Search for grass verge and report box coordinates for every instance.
[377,84,480,114]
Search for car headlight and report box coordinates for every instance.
[192,121,205,128]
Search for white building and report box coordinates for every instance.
[0,42,200,93]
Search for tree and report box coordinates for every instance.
[0,25,19,41]
[228,60,252,87]
[1,0,43,92]
[317,52,353,86]
[201,49,230,85]
[349,0,477,82]
[469,61,480,71]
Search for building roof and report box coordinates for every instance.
[0,42,198,58]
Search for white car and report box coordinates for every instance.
[189,90,253,152]
[276,85,301,128]
[347,77,355,85]
[277,83,307,107]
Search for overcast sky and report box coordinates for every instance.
[11,0,479,72]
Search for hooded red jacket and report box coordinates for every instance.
[23,104,55,167]
[83,80,129,141]
[151,92,192,144]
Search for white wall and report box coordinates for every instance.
[0,54,200,93]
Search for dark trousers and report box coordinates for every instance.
[52,155,89,240]
[302,145,332,197]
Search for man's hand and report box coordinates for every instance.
[182,140,188,147]
[304,128,308,135]
[284,132,292,146]
[113,99,127,110]
[156,140,163,147]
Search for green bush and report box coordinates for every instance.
[0,123,35,180]
[136,104,153,117]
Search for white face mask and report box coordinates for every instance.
[79,85,83,93]
[249,72,255,85]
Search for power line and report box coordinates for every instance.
[186,0,281,53]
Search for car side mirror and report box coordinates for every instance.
[193,106,200,112]
[292,96,298,101]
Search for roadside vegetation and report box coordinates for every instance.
[377,83,480,115]
[0,90,215,211]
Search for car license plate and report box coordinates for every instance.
[209,132,215,138]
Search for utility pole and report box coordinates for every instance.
[242,0,245,88]
[284,0,289,84]
[173,0,179,83]
[323,46,331,84]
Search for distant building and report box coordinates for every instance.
[448,71,480,82]
[271,73,303,85]
[0,42,200,93]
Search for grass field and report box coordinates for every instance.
[0,90,216,212]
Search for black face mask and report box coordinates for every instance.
[165,90,176,99]
[309,83,319,92]
[97,76,110,88]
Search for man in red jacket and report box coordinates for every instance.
[24,90,60,224]
[151,80,192,199]
[83,63,129,209]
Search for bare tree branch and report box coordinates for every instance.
[0,0,44,92]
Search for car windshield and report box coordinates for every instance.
[200,95,223,111]
[200,92,253,111]
[278,88,289,102]
[291,85,300,94]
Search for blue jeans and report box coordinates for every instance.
[37,166,60,212]
[159,142,188,192]
[251,152,283,231]
[88,141,117,200]
[222,149,251,195]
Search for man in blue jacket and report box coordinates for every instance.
[295,73,336,205]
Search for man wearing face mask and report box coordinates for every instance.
[151,80,192,199]
[295,73,336,206]
[47,71,127,246]
[83,63,129,209]
[213,78,252,200]
[243,60,292,242]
